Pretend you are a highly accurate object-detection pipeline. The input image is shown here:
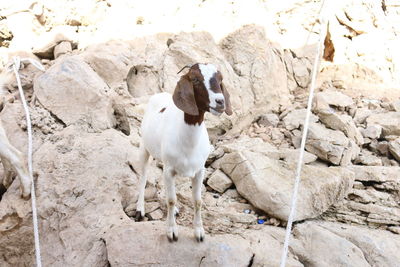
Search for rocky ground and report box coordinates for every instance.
[1,0,400,266]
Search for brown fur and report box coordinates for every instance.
[173,63,232,125]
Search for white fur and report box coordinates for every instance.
[198,64,224,111]
[136,92,210,241]
[141,93,210,177]
[0,74,31,198]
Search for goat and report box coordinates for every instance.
[135,63,232,242]
[0,71,31,199]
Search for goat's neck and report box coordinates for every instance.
[184,111,205,126]
[178,111,205,147]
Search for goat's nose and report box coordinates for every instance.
[215,99,224,107]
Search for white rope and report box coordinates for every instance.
[11,56,44,267]
[279,1,327,266]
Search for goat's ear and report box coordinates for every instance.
[221,82,232,115]
[173,75,199,116]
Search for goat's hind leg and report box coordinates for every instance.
[1,156,14,188]
[192,169,205,242]
[0,128,31,199]
[135,144,150,221]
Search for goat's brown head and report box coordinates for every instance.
[173,63,232,117]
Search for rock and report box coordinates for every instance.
[127,64,162,97]
[292,57,311,88]
[219,150,354,222]
[148,209,164,220]
[207,170,233,193]
[219,24,291,114]
[314,91,354,113]
[34,56,115,131]
[0,19,13,47]
[340,140,360,166]
[0,127,147,266]
[360,125,382,139]
[282,109,318,130]
[271,128,284,142]
[363,99,381,110]
[377,141,389,156]
[391,100,400,112]
[32,25,77,59]
[291,222,370,266]
[355,150,382,166]
[258,113,279,127]
[82,40,137,89]
[292,220,400,266]
[353,108,373,125]
[318,112,364,145]
[218,136,277,154]
[218,136,316,165]
[105,222,302,267]
[388,138,400,161]
[53,41,72,58]
[279,148,318,165]
[305,122,350,165]
[366,112,400,137]
[0,103,46,153]
[382,157,400,167]
[324,166,400,227]
[320,221,400,267]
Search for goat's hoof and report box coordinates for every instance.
[21,191,31,200]
[195,227,205,242]
[134,210,145,221]
[167,227,178,242]
[21,184,31,200]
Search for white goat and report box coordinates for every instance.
[136,63,232,242]
[0,71,31,199]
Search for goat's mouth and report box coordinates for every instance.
[209,106,224,116]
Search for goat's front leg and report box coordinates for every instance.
[164,167,178,242]
[192,168,205,242]
[135,145,150,221]
[0,129,31,199]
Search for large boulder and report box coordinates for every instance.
[105,221,303,267]
[293,221,400,267]
[34,56,116,131]
[320,221,400,267]
[219,25,291,132]
[81,40,137,88]
[219,150,354,222]
[0,127,154,266]
[292,222,371,267]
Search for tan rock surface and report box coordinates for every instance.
[1,1,400,266]
[219,150,354,222]
[34,56,116,131]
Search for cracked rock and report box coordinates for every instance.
[219,150,354,222]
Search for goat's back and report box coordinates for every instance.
[140,92,178,160]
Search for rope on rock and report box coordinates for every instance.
[279,1,328,266]
[10,56,44,267]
